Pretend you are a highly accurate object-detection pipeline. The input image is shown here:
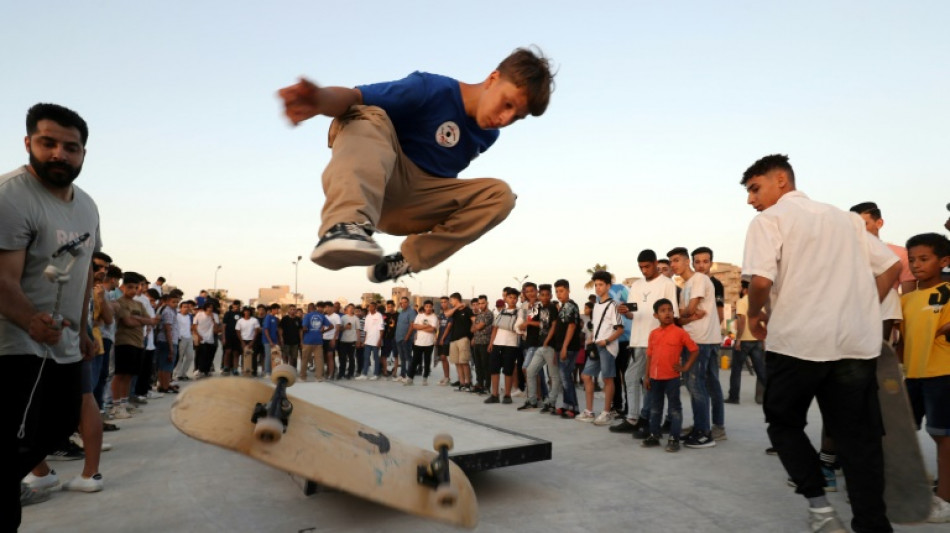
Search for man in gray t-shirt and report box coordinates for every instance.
[0,104,100,529]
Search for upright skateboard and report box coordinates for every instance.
[171,366,477,528]
[878,342,932,523]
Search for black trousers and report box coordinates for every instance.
[2,355,82,531]
[408,345,433,379]
[764,352,891,533]
[337,342,355,378]
[195,342,216,374]
[613,341,630,412]
[472,343,490,388]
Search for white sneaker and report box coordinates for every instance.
[62,473,104,493]
[23,470,60,490]
[112,405,131,419]
[369,375,379,381]
[390,375,398,382]
[512,390,525,398]
[808,506,847,533]
[592,411,614,426]
[404,379,413,386]
[354,375,368,381]
[146,390,164,399]
[439,378,449,386]
[929,496,950,523]
[422,378,428,386]
[70,435,112,452]
[575,410,596,422]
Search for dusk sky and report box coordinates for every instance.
[3,1,947,303]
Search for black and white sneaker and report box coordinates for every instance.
[311,223,383,270]
[47,441,85,461]
[368,252,412,283]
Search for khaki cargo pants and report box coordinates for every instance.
[320,105,516,271]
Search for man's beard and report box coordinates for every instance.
[29,151,82,188]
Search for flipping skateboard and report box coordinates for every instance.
[878,342,932,523]
[171,366,478,528]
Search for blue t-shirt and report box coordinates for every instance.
[302,312,330,345]
[262,314,280,345]
[394,307,418,341]
[358,72,500,178]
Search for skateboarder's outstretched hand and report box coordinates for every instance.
[278,77,362,125]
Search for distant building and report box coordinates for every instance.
[256,285,302,307]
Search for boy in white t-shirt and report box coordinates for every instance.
[578,271,624,425]
[406,301,438,385]
[611,250,680,436]
[668,247,723,448]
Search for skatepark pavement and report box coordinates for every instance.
[22,370,945,533]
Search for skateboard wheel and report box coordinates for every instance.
[433,485,458,508]
[272,365,297,386]
[433,433,454,452]
[254,417,284,443]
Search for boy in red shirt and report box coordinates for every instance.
[643,299,699,452]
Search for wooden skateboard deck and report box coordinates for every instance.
[878,342,932,523]
[171,375,478,528]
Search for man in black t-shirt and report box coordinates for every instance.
[221,301,243,375]
[445,292,474,391]
[547,279,581,416]
[279,305,303,367]
[381,300,398,376]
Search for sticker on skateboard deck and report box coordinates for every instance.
[171,368,477,528]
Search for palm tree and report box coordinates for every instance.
[584,263,614,289]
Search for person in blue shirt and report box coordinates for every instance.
[301,303,333,381]
[393,297,417,380]
[261,304,281,376]
[279,48,555,283]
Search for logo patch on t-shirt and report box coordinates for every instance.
[435,121,460,148]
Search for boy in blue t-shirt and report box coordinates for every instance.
[302,305,332,381]
[279,48,555,283]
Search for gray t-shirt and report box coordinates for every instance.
[0,166,101,363]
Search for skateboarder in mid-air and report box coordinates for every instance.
[278,47,555,282]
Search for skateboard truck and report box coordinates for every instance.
[417,433,459,507]
[43,232,90,329]
[251,364,297,443]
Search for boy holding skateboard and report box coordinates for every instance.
[278,48,555,282]
[899,232,950,522]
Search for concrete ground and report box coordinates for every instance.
[22,363,945,533]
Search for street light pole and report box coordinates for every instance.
[213,265,222,293]
[293,255,302,306]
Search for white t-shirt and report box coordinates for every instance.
[340,315,359,343]
[235,317,260,341]
[413,313,437,347]
[742,190,898,361]
[628,275,680,347]
[177,313,193,340]
[591,298,623,355]
[194,311,218,344]
[680,272,721,345]
[363,311,385,346]
[492,309,523,347]
[323,313,341,341]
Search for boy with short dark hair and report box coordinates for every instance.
[899,232,950,522]
[642,299,698,452]
[668,247,723,447]
[486,287,524,404]
[579,271,624,425]
[281,49,555,283]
